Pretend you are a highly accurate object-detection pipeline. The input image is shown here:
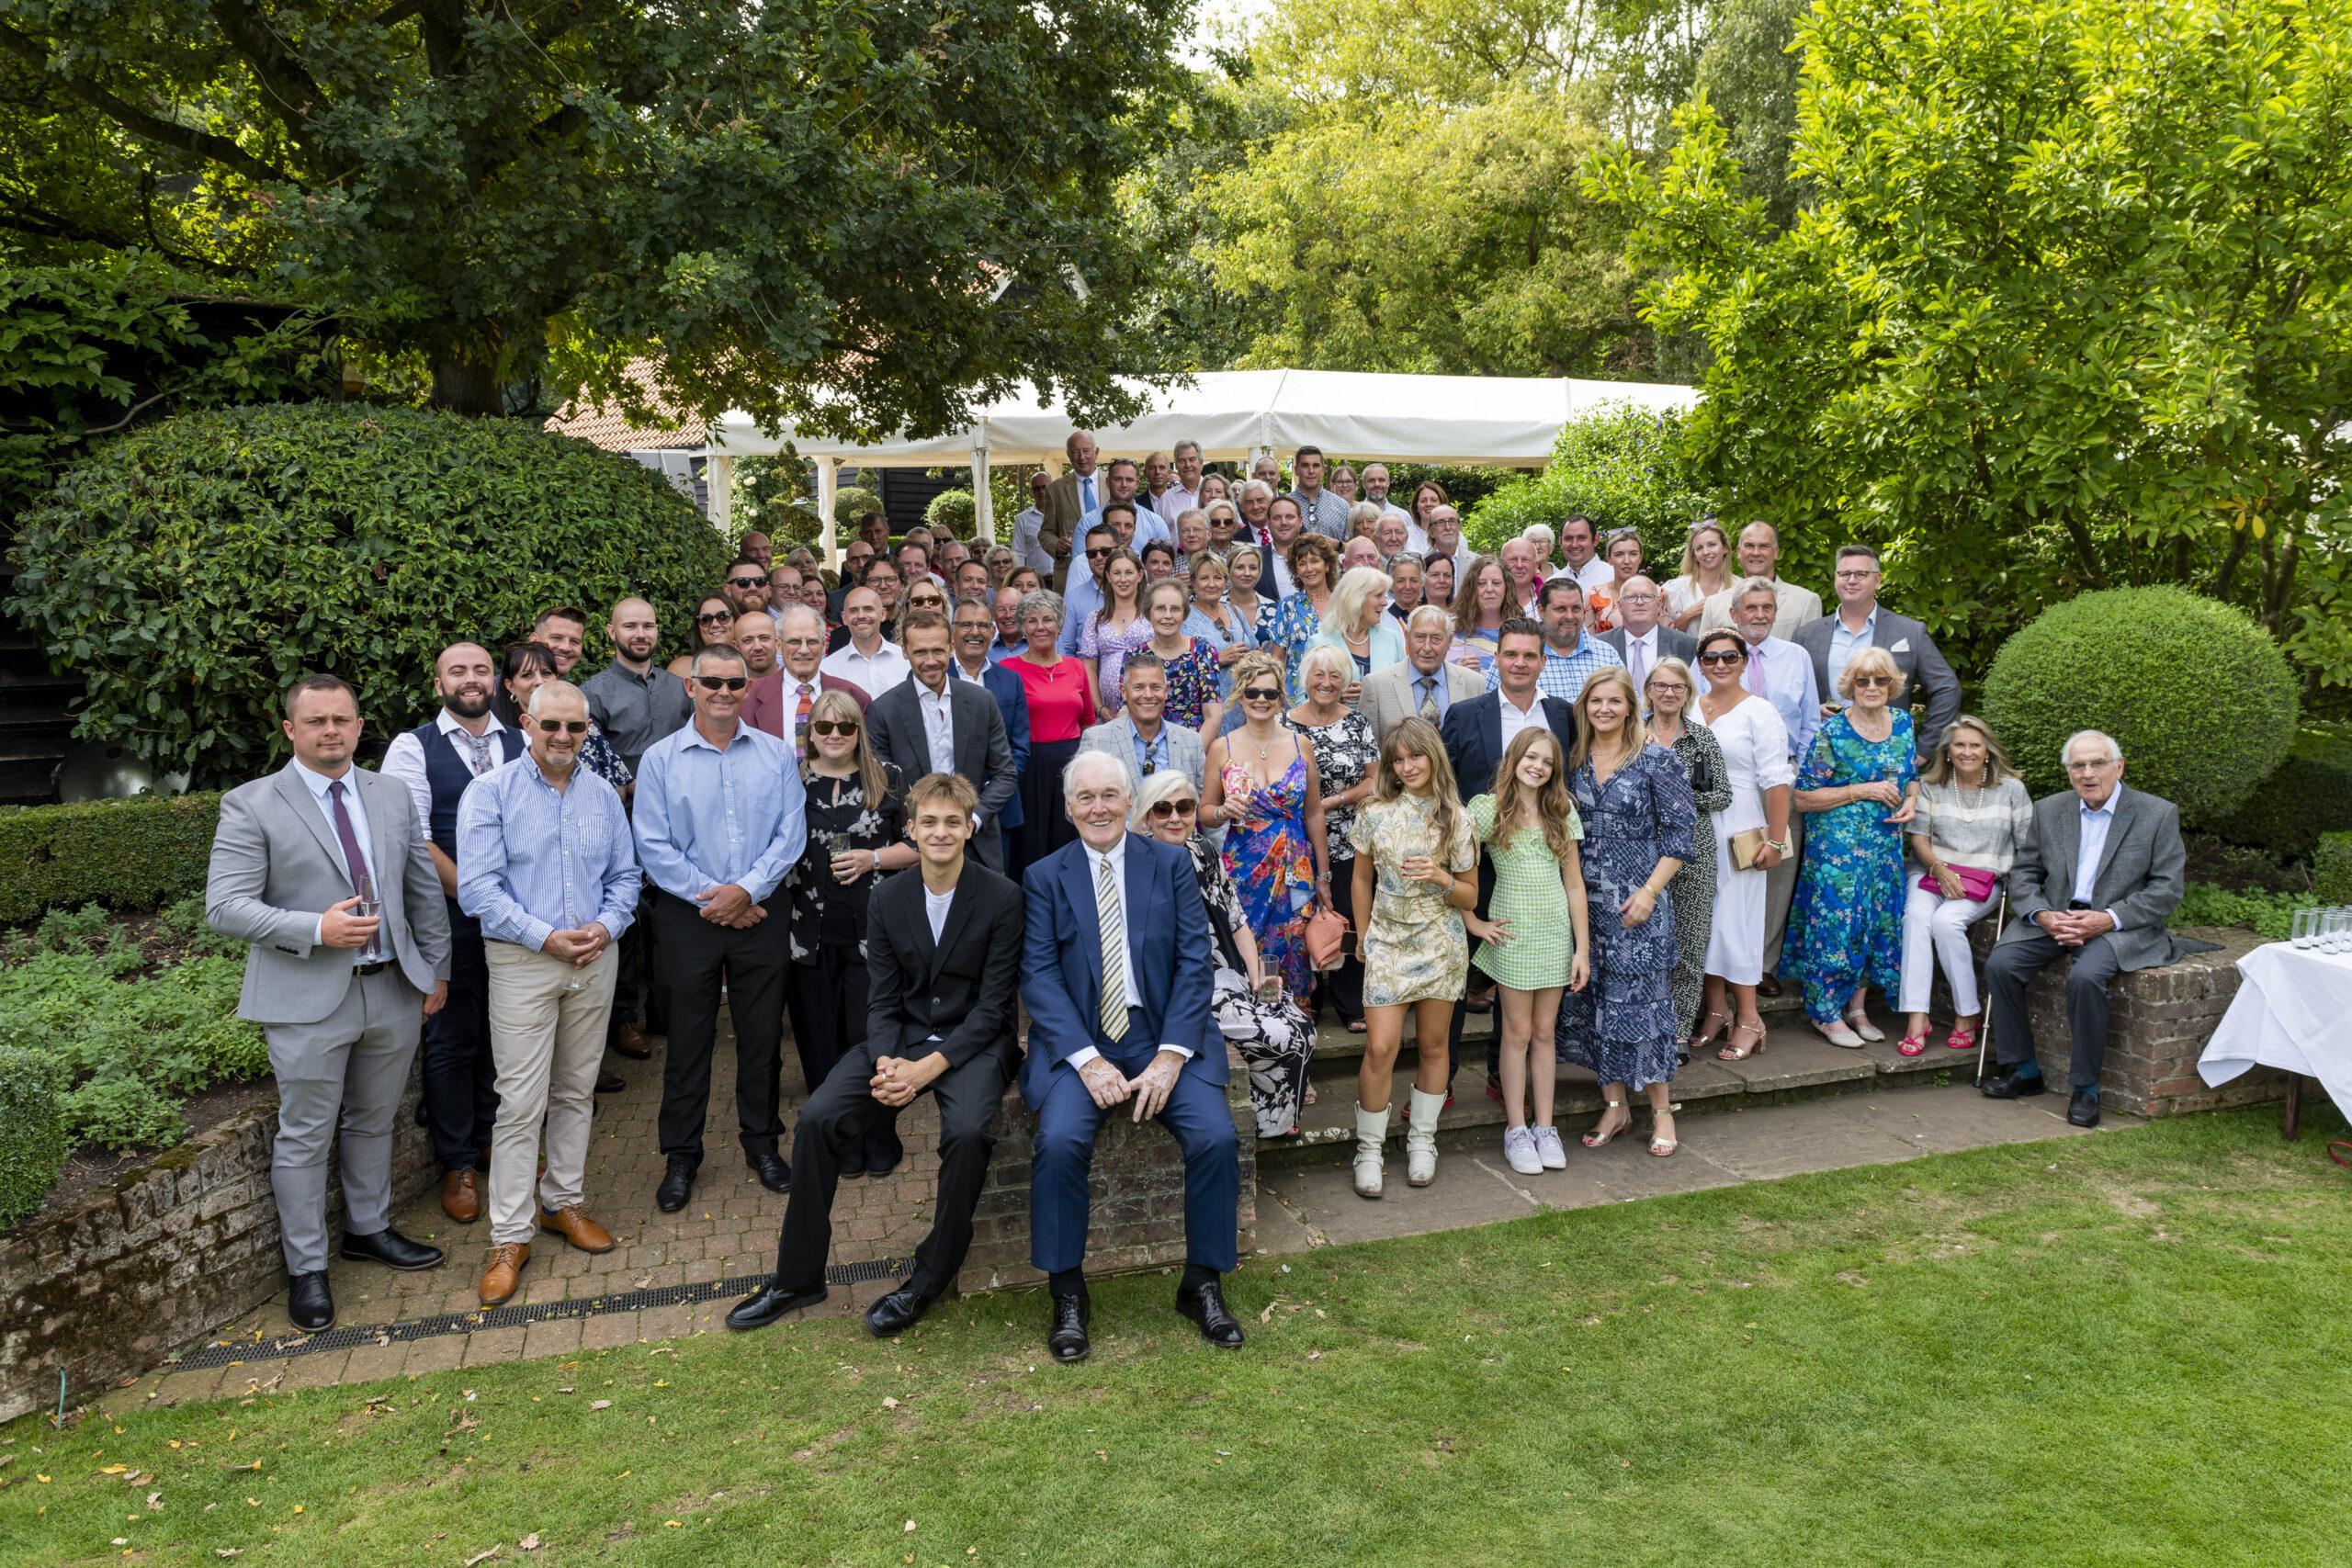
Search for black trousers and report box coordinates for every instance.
[611,882,667,1031]
[773,1043,1008,1298]
[783,945,899,1165]
[1318,852,1364,1026]
[421,900,496,1172]
[1986,928,2120,1090]
[1446,854,1499,1079]
[652,891,789,1160]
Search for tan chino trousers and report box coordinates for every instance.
[484,941,617,1246]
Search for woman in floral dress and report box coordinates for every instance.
[1076,547,1151,719]
[1202,650,1328,1003]
[1288,643,1379,1032]
[1144,578,1225,735]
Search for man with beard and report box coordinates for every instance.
[381,642,528,1223]
[583,597,693,1057]
[721,558,772,618]
[532,605,590,677]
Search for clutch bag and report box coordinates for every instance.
[1728,829,1767,871]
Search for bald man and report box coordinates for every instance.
[381,641,530,1221]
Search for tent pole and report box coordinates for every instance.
[971,438,994,546]
[705,454,733,533]
[817,459,840,570]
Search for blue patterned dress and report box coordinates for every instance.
[1267,592,1329,700]
[1220,752,1317,997]
[1555,742,1700,1089]
[1784,710,1918,1023]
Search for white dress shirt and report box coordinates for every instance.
[820,637,910,696]
[1826,606,1880,703]
[1619,626,1662,693]
[1552,557,1615,596]
[291,758,382,961]
[917,679,957,776]
[1497,688,1544,755]
[1156,484,1201,520]
[1066,837,1193,1068]
[379,709,511,829]
[1010,504,1054,575]
[2057,786,2124,930]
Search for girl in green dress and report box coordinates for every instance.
[1467,728,1591,1175]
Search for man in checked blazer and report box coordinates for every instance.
[1980,729,2186,1128]
[205,674,453,1332]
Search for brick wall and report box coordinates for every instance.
[0,1065,437,1425]
[956,1054,1257,1294]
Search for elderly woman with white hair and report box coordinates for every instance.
[1134,769,1316,1137]
[1299,565,1407,704]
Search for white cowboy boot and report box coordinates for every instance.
[1406,1088,1446,1186]
[1352,1103,1390,1199]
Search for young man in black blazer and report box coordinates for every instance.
[726,772,1025,1337]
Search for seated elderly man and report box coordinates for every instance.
[1981,729,2186,1127]
[1020,750,1240,1362]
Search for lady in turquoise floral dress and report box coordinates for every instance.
[1782,648,1921,1046]
[1203,650,1329,1001]
[1266,533,1340,699]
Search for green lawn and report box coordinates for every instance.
[6,1107,2348,1566]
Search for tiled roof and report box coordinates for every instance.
[544,362,707,451]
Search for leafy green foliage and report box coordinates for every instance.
[8,404,729,786]
[1981,588,2297,827]
[0,1045,66,1232]
[730,451,820,550]
[0,794,220,924]
[924,490,977,539]
[831,485,884,527]
[2314,833,2352,904]
[1467,404,1713,557]
[2209,727,2352,862]
[2170,883,2317,942]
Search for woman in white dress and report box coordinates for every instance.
[1690,626,1794,1061]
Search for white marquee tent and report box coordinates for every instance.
[697,368,1698,556]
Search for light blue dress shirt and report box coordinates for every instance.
[1059,572,1105,656]
[2070,786,2124,926]
[1486,634,1625,706]
[455,756,642,952]
[631,721,808,904]
[1081,504,1172,551]
[1744,635,1821,768]
[1826,607,1878,704]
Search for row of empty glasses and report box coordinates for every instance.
[2290,907,2352,952]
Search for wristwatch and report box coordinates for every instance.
[1765,837,1792,854]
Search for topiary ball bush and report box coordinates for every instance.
[9,404,729,787]
[923,489,976,540]
[1981,585,2297,827]
[831,484,882,526]
[0,1045,67,1231]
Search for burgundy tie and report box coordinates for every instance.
[327,780,382,960]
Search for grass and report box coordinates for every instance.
[5,1107,2348,1565]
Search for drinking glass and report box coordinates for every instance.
[2290,907,2318,950]
[2327,908,2352,955]
[356,872,385,963]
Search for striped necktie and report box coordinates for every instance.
[1095,854,1127,1041]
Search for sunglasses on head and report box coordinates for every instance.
[727,574,767,589]
[809,718,859,737]
[1148,798,1198,818]
[1241,686,1282,703]
[535,718,590,735]
[694,675,749,692]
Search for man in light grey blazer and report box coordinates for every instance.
[1597,576,1699,693]
[1981,729,2186,1128]
[1361,606,1485,743]
[206,675,452,1332]
[1078,651,1204,793]
[1788,545,1963,758]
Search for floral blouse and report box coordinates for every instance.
[1287,708,1377,853]
[785,766,905,964]
[1159,637,1225,731]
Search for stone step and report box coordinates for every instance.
[1303,982,1804,1077]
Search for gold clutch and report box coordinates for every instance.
[1728,829,1767,871]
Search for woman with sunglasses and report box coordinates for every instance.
[495,642,631,791]
[783,689,920,1177]
[1008,588,1095,868]
[1077,545,1151,720]
[901,577,951,616]
[1203,649,1329,1012]
[1289,643,1378,1033]
[1132,770,1316,1138]
[1691,626,1792,1061]
[1782,646,1920,1047]
[666,594,735,679]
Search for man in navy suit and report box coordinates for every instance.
[1019,750,1243,1362]
[947,596,1031,874]
[1439,619,1579,1085]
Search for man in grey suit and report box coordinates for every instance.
[1361,606,1485,743]
[1597,576,1699,693]
[205,675,453,1332]
[1078,651,1205,793]
[1788,545,1963,758]
[1981,729,2186,1128]
[865,610,1019,868]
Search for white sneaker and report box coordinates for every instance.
[1532,1124,1567,1169]
[1502,1126,1542,1175]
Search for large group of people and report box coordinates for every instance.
[200,432,2186,1360]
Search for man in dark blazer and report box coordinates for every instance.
[726,773,1024,1337]
[1598,576,1700,692]
[866,610,1019,869]
[1019,750,1241,1362]
[1981,730,2187,1127]
[948,596,1029,863]
[1789,546,1962,758]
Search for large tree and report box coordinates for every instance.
[0,0,1188,434]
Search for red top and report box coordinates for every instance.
[1011,654,1091,743]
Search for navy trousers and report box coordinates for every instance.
[421,900,496,1173]
[1028,1030,1239,1274]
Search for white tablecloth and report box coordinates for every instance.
[2198,941,2352,1120]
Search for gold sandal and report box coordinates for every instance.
[1717,1021,1767,1061]
[1580,1099,1630,1148]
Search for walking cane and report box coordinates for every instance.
[1974,886,2008,1088]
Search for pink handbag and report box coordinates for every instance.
[1919,863,1998,902]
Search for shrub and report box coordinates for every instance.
[9,404,729,787]
[2317,832,2352,903]
[2209,726,2352,861]
[2170,882,2316,941]
[1465,404,1713,559]
[1980,586,2298,827]
[0,793,221,922]
[924,489,977,539]
[832,484,883,526]
[0,1046,68,1231]
[732,451,822,548]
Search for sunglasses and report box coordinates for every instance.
[727,574,768,589]
[809,718,859,737]
[1148,799,1198,818]
[1850,674,1893,688]
[1241,686,1282,703]
[694,675,749,692]
[534,718,590,735]
[1697,650,1744,665]
[696,611,733,626]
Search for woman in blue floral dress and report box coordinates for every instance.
[1266,532,1340,699]
[1555,669,1700,1157]
[1203,650,1328,1000]
[1783,647,1921,1046]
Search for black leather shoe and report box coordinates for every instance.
[340,1225,444,1270]
[1980,1066,2049,1100]
[1046,1290,1091,1363]
[2068,1088,2101,1128]
[724,1276,827,1330]
[288,1270,335,1332]
[655,1156,698,1213]
[837,1140,869,1181]
[746,1150,792,1194]
[865,1131,904,1180]
[865,1286,935,1337]
[1175,1278,1246,1348]
[1756,973,1782,998]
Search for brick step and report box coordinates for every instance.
[1262,1014,1982,1171]
[1302,983,1803,1077]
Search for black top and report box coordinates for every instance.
[785,766,905,963]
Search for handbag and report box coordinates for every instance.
[1304,905,1351,972]
[1727,828,1767,871]
[1919,863,1999,902]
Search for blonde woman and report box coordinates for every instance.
[1899,716,2032,1055]
[1348,717,1478,1198]
[1664,521,1736,631]
[1203,649,1328,1005]
[1224,543,1277,648]
[1300,565,1406,704]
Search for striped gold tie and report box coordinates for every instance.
[1096,855,1127,1041]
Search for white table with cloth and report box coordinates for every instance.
[2197,940,2352,1141]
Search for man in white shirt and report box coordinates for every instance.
[1159,439,1205,520]
[1407,505,1476,582]
[1698,522,1824,638]
[865,611,1017,868]
[1552,515,1614,596]
[1727,579,1822,991]
[1078,457,1171,548]
[1010,469,1056,575]
[820,586,910,695]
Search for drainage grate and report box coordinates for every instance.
[174,1256,912,1369]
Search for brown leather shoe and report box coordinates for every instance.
[1757,973,1783,998]
[479,1241,529,1306]
[608,1021,651,1059]
[538,1204,616,1254]
[442,1168,481,1224]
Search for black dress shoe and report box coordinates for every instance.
[2068,1088,2101,1128]
[655,1156,698,1213]
[1756,973,1782,998]
[746,1150,792,1194]
[837,1140,869,1180]
[724,1276,828,1330]
[340,1225,444,1271]
[865,1130,904,1179]
[1174,1278,1246,1348]
[865,1286,935,1337]
[594,1069,626,1095]
[288,1270,335,1332]
[1046,1290,1091,1363]
[1980,1066,2049,1100]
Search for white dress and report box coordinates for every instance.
[1701,694,1794,984]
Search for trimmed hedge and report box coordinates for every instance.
[832,483,883,525]
[2209,728,2352,861]
[0,1045,67,1231]
[2316,832,2352,904]
[1981,586,2297,828]
[924,489,977,539]
[0,794,220,923]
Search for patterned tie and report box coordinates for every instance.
[1745,643,1765,697]
[1095,854,1127,1042]
[458,729,494,776]
[326,780,382,961]
[1417,674,1439,720]
[794,682,814,761]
